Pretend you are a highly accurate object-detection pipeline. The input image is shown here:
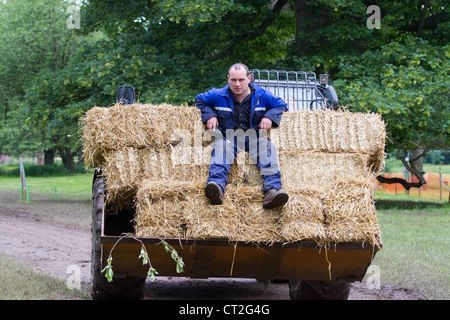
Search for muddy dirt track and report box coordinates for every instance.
[0,204,425,300]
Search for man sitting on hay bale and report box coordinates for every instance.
[195,63,289,209]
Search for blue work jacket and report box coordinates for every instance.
[195,83,287,136]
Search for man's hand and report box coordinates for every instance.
[206,116,219,132]
[259,117,273,130]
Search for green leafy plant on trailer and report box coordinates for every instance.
[101,233,184,283]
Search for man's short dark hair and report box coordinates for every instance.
[228,63,250,76]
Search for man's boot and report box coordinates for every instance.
[263,189,289,209]
[205,182,224,205]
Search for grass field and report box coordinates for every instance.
[0,173,92,228]
[0,173,93,299]
[0,173,449,299]
[0,253,88,300]
[372,193,449,300]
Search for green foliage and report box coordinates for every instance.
[0,0,84,163]
[24,0,295,138]
[334,36,449,155]
[101,256,114,283]
[423,150,448,165]
[0,0,78,98]
[153,0,244,26]
[162,240,185,274]
[295,0,378,58]
[0,100,44,156]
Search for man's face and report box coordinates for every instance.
[228,68,251,97]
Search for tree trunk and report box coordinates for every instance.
[59,148,74,172]
[294,0,310,57]
[411,149,424,176]
[44,149,55,165]
[417,0,431,37]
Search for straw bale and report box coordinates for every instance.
[103,147,141,187]
[278,151,374,192]
[80,103,203,167]
[226,152,263,187]
[134,180,204,238]
[139,148,210,182]
[134,196,186,238]
[280,188,326,242]
[270,109,385,163]
[180,195,239,240]
[99,147,207,209]
[101,147,141,212]
[102,141,382,243]
[323,176,381,247]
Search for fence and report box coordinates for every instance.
[375,169,450,201]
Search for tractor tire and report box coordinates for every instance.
[289,280,351,300]
[90,170,146,300]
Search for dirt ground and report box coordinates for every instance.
[0,204,425,300]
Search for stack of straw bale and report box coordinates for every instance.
[81,103,385,246]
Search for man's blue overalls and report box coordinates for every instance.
[195,83,287,194]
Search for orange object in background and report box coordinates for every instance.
[375,170,450,201]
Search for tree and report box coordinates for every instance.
[0,0,82,167]
[289,0,449,72]
[80,0,291,67]
[293,0,377,59]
